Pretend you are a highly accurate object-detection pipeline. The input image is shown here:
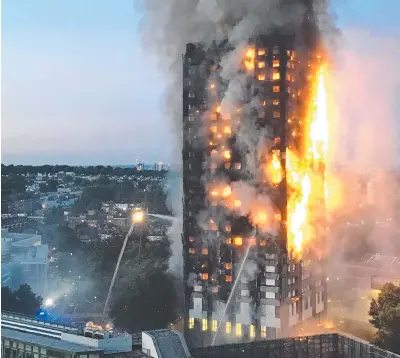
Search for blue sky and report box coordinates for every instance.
[1,0,400,165]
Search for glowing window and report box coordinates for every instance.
[286,73,292,81]
[273,111,280,119]
[210,126,217,133]
[235,323,242,337]
[212,320,218,332]
[225,262,232,270]
[260,239,267,247]
[202,319,208,331]
[272,72,280,81]
[210,113,217,121]
[234,200,241,208]
[234,236,243,246]
[234,163,241,170]
[201,273,209,280]
[250,325,256,338]
[225,237,232,244]
[189,248,195,254]
[258,62,266,69]
[261,326,267,338]
[188,236,195,242]
[189,317,195,329]
[273,99,280,105]
[225,321,232,334]
[272,60,280,68]
[225,224,231,232]
[258,49,266,56]
[273,86,280,93]
[257,73,266,81]
[202,248,208,255]
[223,151,231,160]
[226,275,232,282]
[224,126,231,135]
[274,137,280,144]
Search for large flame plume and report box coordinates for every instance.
[287,61,329,258]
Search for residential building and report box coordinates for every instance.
[182,0,327,348]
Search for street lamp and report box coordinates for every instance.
[102,208,145,318]
[132,208,144,224]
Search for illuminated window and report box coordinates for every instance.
[272,72,280,81]
[272,60,280,68]
[261,326,267,338]
[225,262,232,270]
[210,113,217,121]
[273,111,280,119]
[274,137,280,144]
[212,320,218,332]
[257,73,266,81]
[210,125,217,133]
[225,321,232,334]
[224,163,230,169]
[234,163,241,170]
[225,237,232,244]
[258,62,266,69]
[273,47,279,54]
[273,85,280,93]
[262,100,266,106]
[258,49,266,56]
[286,73,292,81]
[202,319,208,331]
[189,317,195,329]
[189,248,195,254]
[201,273,209,280]
[273,99,280,105]
[234,236,243,246]
[216,105,221,113]
[223,151,231,160]
[189,236,195,242]
[260,239,267,246]
[225,224,231,232]
[226,275,233,283]
[234,200,241,208]
[250,325,256,338]
[202,248,208,255]
[235,323,242,337]
[224,126,231,135]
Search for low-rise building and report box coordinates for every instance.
[1,230,48,297]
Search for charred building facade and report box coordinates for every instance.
[182,1,328,348]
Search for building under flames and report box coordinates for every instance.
[182,0,329,348]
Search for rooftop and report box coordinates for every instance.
[2,328,102,354]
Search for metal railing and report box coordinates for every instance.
[1,310,78,331]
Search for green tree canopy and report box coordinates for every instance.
[110,268,178,333]
[369,283,400,354]
[1,284,42,315]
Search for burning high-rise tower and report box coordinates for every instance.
[181,0,329,349]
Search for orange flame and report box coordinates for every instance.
[244,48,255,71]
[266,150,283,185]
[287,61,329,258]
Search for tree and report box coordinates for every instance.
[110,269,178,332]
[1,284,42,315]
[57,225,81,252]
[369,283,400,354]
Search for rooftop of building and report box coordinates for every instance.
[190,333,400,358]
[2,328,102,354]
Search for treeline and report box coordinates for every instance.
[1,164,167,177]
